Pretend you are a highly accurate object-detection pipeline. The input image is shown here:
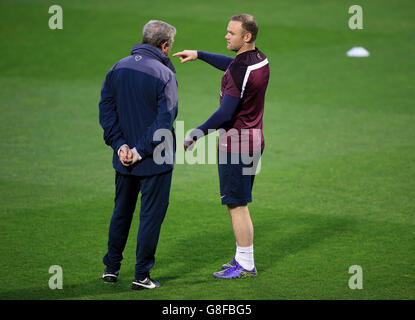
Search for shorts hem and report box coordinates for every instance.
[221,197,252,206]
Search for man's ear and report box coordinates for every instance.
[244,32,252,43]
[160,41,169,53]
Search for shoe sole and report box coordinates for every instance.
[131,283,146,290]
[131,281,161,290]
[213,273,258,279]
[213,269,258,279]
[102,274,118,283]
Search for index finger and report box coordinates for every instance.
[172,51,184,57]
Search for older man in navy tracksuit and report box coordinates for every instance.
[99,20,178,290]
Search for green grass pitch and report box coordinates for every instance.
[0,0,414,299]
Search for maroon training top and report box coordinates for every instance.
[218,48,270,154]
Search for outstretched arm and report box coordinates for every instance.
[173,49,198,63]
[173,50,233,71]
[197,51,233,71]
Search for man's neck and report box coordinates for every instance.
[236,43,255,56]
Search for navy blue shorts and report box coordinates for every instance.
[217,152,261,205]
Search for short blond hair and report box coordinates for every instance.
[231,14,258,43]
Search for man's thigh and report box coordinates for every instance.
[139,169,173,213]
[217,152,258,206]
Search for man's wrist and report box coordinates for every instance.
[190,128,204,141]
[117,144,129,156]
[132,147,142,161]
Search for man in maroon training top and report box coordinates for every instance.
[173,14,269,278]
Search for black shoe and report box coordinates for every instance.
[131,277,161,290]
[102,269,119,282]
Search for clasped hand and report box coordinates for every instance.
[119,145,139,167]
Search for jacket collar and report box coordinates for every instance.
[131,43,176,73]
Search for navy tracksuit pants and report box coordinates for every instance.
[103,169,172,280]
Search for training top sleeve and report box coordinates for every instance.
[197,51,234,71]
[189,94,240,139]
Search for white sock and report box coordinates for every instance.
[235,243,255,271]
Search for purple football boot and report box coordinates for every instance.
[221,257,237,269]
[213,260,257,279]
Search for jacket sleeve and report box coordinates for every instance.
[134,76,178,158]
[98,67,127,152]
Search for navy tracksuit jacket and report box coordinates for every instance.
[99,43,178,176]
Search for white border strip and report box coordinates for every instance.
[240,58,269,98]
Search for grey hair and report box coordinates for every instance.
[142,20,176,48]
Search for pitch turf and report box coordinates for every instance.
[0,0,414,299]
